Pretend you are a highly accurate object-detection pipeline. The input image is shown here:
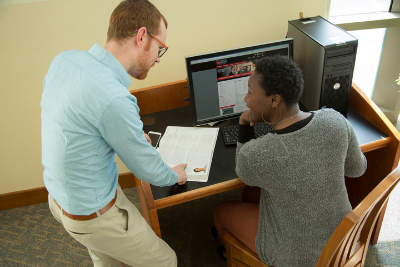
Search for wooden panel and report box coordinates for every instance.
[130,79,189,116]
[347,83,400,205]
[0,172,136,211]
[136,179,162,238]
[225,233,268,267]
[360,137,391,153]
[134,176,152,227]
[118,172,136,189]
[349,82,400,171]
[154,178,246,210]
[347,82,400,245]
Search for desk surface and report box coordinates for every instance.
[141,105,388,201]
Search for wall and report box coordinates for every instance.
[372,26,400,123]
[0,0,328,194]
[331,0,400,124]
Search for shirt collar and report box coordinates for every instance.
[88,43,132,88]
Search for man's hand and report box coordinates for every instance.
[172,163,187,185]
[144,133,151,144]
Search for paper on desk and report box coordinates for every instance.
[157,126,219,182]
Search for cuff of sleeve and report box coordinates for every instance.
[164,170,179,186]
[173,171,179,185]
[238,124,255,143]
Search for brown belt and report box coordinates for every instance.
[53,190,117,221]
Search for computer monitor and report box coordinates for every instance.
[185,38,293,126]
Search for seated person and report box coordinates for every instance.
[238,65,246,74]
[228,66,236,76]
[213,56,367,267]
[251,61,256,72]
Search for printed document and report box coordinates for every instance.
[157,126,219,182]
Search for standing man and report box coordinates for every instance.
[41,1,186,266]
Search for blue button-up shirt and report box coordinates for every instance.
[41,44,178,215]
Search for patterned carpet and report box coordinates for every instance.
[0,184,399,267]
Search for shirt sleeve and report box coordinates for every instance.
[98,94,178,187]
[238,124,256,143]
[344,118,367,178]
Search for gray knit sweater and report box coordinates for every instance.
[235,109,367,267]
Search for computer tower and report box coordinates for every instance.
[287,16,358,115]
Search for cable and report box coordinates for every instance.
[178,86,190,101]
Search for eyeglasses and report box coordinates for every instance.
[132,30,168,58]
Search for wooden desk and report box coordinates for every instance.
[130,80,400,244]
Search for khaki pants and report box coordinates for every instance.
[48,185,177,267]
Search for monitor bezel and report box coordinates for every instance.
[185,38,294,127]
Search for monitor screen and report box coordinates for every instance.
[185,38,293,126]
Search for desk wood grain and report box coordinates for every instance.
[130,80,188,116]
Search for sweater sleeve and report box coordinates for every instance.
[235,142,260,187]
[344,118,367,178]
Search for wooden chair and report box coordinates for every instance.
[225,167,400,267]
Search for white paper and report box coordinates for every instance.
[157,126,219,182]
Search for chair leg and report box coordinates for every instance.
[226,237,233,267]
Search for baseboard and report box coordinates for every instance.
[0,172,136,211]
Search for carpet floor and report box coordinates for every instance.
[1,184,399,266]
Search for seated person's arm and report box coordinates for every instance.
[237,109,256,143]
[344,119,367,177]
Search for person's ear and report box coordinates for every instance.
[270,94,281,107]
[134,27,147,48]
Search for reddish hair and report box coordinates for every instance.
[107,0,168,42]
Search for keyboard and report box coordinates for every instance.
[222,123,271,145]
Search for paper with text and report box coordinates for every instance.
[157,126,219,182]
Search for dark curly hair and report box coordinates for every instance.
[255,56,304,106]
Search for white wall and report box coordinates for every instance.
[0,0,328,194]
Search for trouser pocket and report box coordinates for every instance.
[63,216,93,243]
[113,204,129,232]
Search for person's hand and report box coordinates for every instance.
[144,133,151,144]
[172,163,187,185]
[239,109,255,126]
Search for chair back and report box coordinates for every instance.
[225,167,400,267]
[316,166,400,267]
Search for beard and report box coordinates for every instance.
[128,41,154,80]
[128,53,150,80]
